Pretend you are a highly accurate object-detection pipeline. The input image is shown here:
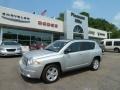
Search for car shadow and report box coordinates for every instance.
[21,67,90,84]
[21,75,43,84]
[104,51,120,53]
[61,67,90,78]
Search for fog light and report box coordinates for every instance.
[27,74,31,77]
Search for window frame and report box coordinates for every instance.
[64,41,95,54]
[106,41,112,46]
[80,42,95,51]
[64,42,81,53]
[100,41,104,45]
[114,41,120,46]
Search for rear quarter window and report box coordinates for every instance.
[80,42,95,51]
[114,41,120,46]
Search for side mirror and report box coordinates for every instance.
[64,49,71,54]
[19,44,22,46]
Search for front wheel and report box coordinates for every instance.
[41,64,60,83]
[90,59,100,71]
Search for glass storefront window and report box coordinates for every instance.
[3,33,17,41]
[53,33,64,41]
[18,40,30,46]
[18,35,30,40]
[2,27,53,46]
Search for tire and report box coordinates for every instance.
[41,64,60,83]
[114,48,120,53]
[102,49,104,53]
[90,59,100,71]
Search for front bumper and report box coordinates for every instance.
[19,60,44,79]
[0,50,22,56]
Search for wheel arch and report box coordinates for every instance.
[43,62,62,73]
[114,47,120,52]
[114,47,120,50]
[93,56,101,62]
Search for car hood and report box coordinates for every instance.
[24,49,58,59]
[0,45,21,49]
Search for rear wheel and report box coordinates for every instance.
[91,59,100,71]
[114,48,120,53]
[41,64,60,83]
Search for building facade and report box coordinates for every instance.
[0,6,107,45]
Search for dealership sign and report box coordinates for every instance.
[1,12,30,23]
[38,21,58,28]
[71,12,85,24]
[98,32,105,36]
[64,11,88,39]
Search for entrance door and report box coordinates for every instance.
[73,25,84,39]
[74,33,83,39]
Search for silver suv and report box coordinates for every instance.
[0,41,22,56]
[19,40,102,83]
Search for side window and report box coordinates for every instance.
[100,41,104,45]
[88,42,95,50]
[80,42,95,51]
[1,42,4,45]
[66,42,80,53]
[114,41,120,46]
[106,41,112,46]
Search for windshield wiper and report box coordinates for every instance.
[45,48,57,52]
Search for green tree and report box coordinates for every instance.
[57,13,64,21]
[80,12,90,18]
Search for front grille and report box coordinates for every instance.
[22,56,28,66]
[7,49,16,52]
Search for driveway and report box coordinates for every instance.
[0,52,120,90]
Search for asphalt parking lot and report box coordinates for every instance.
[0,52,120,90]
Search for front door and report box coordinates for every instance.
[63,42,85,70]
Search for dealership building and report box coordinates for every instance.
[0,6,107,45]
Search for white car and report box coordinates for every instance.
[0,41,22,56]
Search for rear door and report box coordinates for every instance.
[79,42,95,64]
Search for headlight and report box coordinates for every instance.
[0,48,5,51]
[27,58,41,65]
[17,47,22,50]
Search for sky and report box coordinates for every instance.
[0,0,120,28]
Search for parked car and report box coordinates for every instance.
[0,41,22,56]
[100,39,120,53]
[29,41,46,50]
[19,40,102,83]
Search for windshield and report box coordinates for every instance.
[2,41,20,45]
[45,41,68,52]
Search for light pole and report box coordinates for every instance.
[107,31,112,39]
